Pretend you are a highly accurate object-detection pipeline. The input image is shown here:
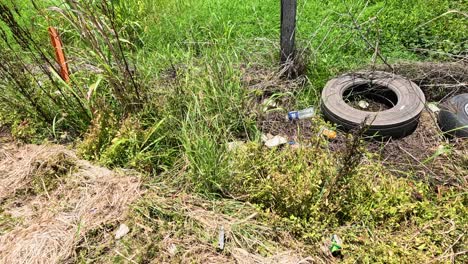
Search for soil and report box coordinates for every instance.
[367,110,467,187]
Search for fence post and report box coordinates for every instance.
[280,0,297,65]
[48,27,70,83]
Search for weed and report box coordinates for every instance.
[1,0,467,262]
[78,112,119,161]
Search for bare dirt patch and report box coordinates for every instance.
[0,143,142,264]
[367,110,467,187]
[241,64,318,141]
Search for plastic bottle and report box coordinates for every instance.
[286,107,315,121]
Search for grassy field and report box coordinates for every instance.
[0,0,467,262]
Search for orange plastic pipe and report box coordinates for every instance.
[48,27,70,83]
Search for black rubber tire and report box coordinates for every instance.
[321,71,426,138]
[438,93,468,138]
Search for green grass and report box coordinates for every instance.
[1,0,467,262]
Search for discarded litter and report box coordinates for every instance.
[262,98,278,112]
[261,133,273,142]
[319,127,337,140]
[168,243,178,256]
[322,72,426,138]
[264,135,288,148]
[330,234,343,257]
[114,223,130,240]
[288,140,301,149]
[286,107,315,121]
[438,93,468,138]
[218,226,225,251]
[358,100,370,109]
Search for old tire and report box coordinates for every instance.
[321,72,426,138]
[438,94,468,138]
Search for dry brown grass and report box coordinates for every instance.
[89,182,322,264]
[0,143,142,264]
[0,144,76,200]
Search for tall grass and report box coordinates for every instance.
[1,0,467,262]
[0,3,91,138]
[1,0,465,175]
[0,0,145,140]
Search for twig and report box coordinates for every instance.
[342,1,393,70]
[420,83,467,88]
[113,250,138,264]
[427,233,465,263]
[232,213,258,226]
[415,10,468,30]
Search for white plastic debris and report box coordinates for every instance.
[218,226,225,250]
[114,223,130,240]
[264,135,288,148]
[427,102,440,113]
[358,100,370,109]
[168,243,178,256]
[261,133,274,142]
[286,107,315,121]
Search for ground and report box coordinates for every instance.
[1,88,466,263]
[1,0,467,263]
[0,132,318,263]
[0,136,141,263]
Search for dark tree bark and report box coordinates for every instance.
[280,0,297,64]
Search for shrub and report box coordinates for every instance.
[226,140,436,230]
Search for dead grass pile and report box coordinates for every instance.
[0,144,141,264]
[89,182,318,263]
[231,248,321,264]
[0,144,76,201]
[150,189,313,263]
